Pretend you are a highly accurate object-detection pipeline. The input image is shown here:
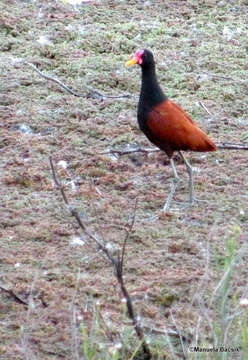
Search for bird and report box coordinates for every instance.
[125,49,217,212]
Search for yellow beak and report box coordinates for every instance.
[125,58,138,67]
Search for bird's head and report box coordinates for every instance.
[125,49,155,68]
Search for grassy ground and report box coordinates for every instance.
[0,0,248,359]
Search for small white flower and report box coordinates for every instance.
[11,57,24,65]
[108,153,119,162]
[70,180,77,192]
[240,298,248,307]
[70,236,85,246]
[105,242,114,251]
[61,0,91,4]
[108,343,122,355]
[37,35,53,46]
[19,124,33,134]
[57,160,68,169]
[28,298,35,310]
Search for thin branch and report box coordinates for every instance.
[97,310,115,343]
[200,71,248,86]
[117,270,151,357]
[120,197,138,272]
[50,156,116,266]
[115,198,151,356]
[89,181,107,245]
[25,62,82,97]
[163,326,178,360]
[49,156,151,359]
[190,238,210,308]
[216,142,248,150]
[210,243,247,309]
[169,310,187,358]
[24,62,133,100]
[198,101,214,116]
[0,283,28,306]
[104,142,248,157]
[50,156,69,205]
[102,147,159,156]
[70,269,81,360]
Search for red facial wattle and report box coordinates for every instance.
[135,49,144,65]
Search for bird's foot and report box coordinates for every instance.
[189,197,208,206]
[145,209,180,221]
[161,197,207,214]
[160,202,188,214]
[175,197,208,209]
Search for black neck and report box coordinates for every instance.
[139,65,167,109]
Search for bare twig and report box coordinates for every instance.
[22,268,44,360]
[116,263,151,356]
[49,157,115,266]
[70,269,81,360]
[49,156,151,358]
[102,147,159,156]
[112,196,152,355]
[96,307,117,343]
[216,142,248,150]
[163,326,178,360]
[104,142,248,157]
[198,101,213,117]
[89,181,107,245]
[120,197,138,271]
[169,310,187,358]
[0,283,28,306]
[200,71,248,86]
[25,62,82,97]
[191,221,219,348]
[24,62,133,100]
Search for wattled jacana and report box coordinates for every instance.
[126,49,217,212]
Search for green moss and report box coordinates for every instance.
[153,287,181,307]
[1,1,248,359]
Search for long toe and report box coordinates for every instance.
[191,197,208,205]
[162,197,207,213]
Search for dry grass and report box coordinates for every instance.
[0,0,248,359]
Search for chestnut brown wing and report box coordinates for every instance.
[146,100,216,152]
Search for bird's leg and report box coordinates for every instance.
[162,158,181,212]
[178,151,208,206]
[178,151,194,204]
